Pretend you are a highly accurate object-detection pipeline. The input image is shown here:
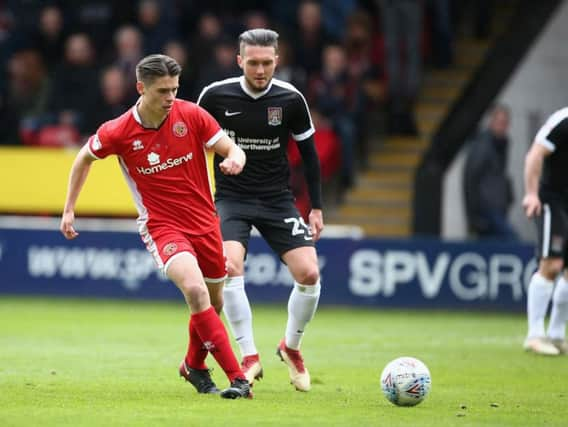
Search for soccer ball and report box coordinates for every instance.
[380,357,431,406]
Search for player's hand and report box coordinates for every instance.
[308,209,324,242]
[60,211,79,239]
[522,193,541,218]
[219,158,243,175]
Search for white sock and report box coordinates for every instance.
[548,276,568,340]
[285,281,321,350]
[222,276,257,357]
[527,272,554,338]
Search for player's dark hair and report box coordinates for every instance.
[238,28,279,54]
[135,54,181,85]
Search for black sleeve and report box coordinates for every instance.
[296,135,323,209]
[289,93,314,139]
[547,118,568,147]
[196,86,212,111]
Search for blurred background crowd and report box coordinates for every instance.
[0,0,496,204]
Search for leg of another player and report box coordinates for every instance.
[167,253,249,391]
[524,258,561,355]
[207,280,225,314]
[277,246,321,392]
[222,240,262,383]
[547,272,568,354]
[281,246,321,350]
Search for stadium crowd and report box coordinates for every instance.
[0,0,474,201]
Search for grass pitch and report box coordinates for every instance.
[0,297,565,427]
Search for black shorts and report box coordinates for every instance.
[534,198,568,262]
[215,195,315,256]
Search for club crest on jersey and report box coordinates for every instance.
[147,152,160,166]
[163,242,178,256]
[172,121,188,137]
[267,107,282,126]
[132,139,144,151]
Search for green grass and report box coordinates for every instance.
[0,297,566,427]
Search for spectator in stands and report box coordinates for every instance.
[243,10,271,31]
[112,25,144,102]
[137,0,178,55]
[46,33,99,136]
[343,10,386,163]
[273,38,307,94]
[463,104,517,240]
[6,49,51,145]
[311,43,357,194]
[71,0,133,55]
[377,0,422,136]
[193,36,240,99]
[86,66,130,133]
[0,2,16,80]
[291,0,331,76]
[186,13,224,74]
[320,0,358,41]
[163,40,196,101]
[30,4,67,71]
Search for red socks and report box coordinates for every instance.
[184,318,208,370]
[185,306,244,382]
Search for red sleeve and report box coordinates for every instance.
[87,121,117,159]
[192,103,224,148]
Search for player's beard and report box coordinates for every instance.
[246,75,270,92]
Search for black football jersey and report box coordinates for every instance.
[535,107,568,198]
[197,76,315,199]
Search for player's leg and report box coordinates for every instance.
[215,198,262,384]
[142,230,220,392]
[281,246,321,350]
[223,241,263,383]
[525,258,561,355]
[547,237,568,355]
[547,204,568,354]
[525,202,563,355]
[276,246,321,391]
[548,272,568,354]
[166,252,250,398]
[256,199,320,391]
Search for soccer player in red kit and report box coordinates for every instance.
[60,54,251,399]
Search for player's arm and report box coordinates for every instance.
[296,136,324,241]
[60,144,97,239]
[213,133,246,175]
[522,142,551,218]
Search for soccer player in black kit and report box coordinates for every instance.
[197,29,323,391]
[523,107,568,355]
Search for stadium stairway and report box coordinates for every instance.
[326,39,489,238]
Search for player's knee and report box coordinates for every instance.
[226,260,244,276]
[296,265,320,285]
[179,280,208,301]
[540,258,564,280]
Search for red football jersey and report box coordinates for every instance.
[87,99,224,235]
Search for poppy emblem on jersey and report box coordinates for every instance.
[267,107,282,126]
[163,242,178,256]
[132,140,144,151]
[173,121,188,137]
[147,152,160,166]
